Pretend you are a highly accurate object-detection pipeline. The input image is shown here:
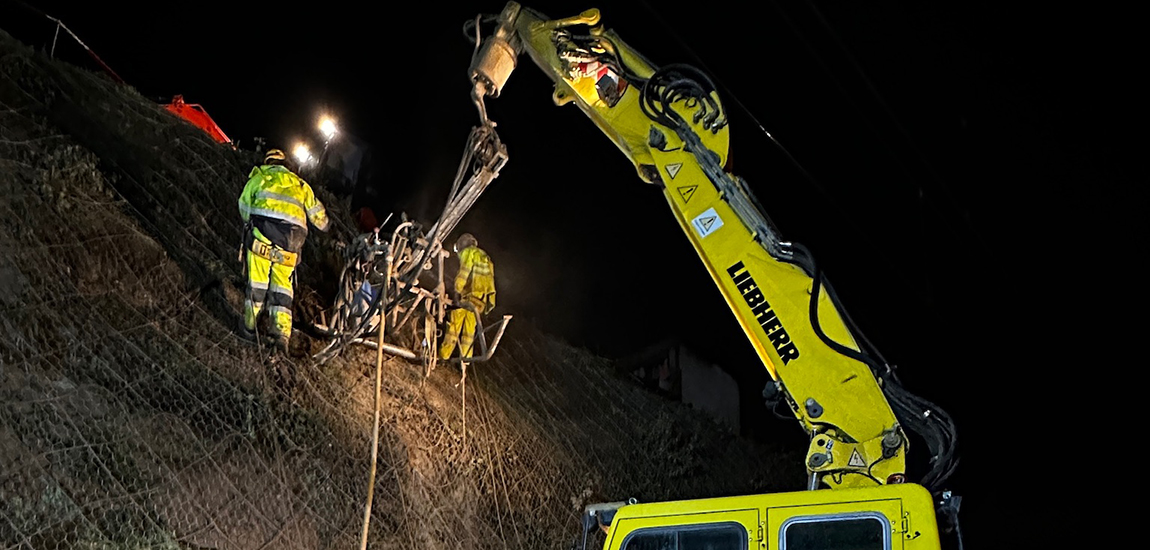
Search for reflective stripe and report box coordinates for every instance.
[268,282,294,299]
[307,204,329,231]
[249,207,306,227]
[456,247,496,299]
[238,201,252,217]
[256,190,307,211]
[270,305,293,316]
[249,280,269,291]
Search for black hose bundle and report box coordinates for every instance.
[785,242,959,492]
[640,64,727,133]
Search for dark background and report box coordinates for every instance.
[5,0,1137,544]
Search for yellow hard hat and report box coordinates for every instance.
[264,148,286,163]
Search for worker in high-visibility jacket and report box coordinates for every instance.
[237,148,329,353]
[439,233,496,360]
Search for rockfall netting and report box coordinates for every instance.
[0,29,803,549]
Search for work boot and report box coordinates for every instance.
[238,319,256,344]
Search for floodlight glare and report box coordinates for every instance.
[293,142,312,164]
[319,115,338,140]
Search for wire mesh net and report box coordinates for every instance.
[1,28,802,549]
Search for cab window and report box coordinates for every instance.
[622,522,746,550]
[781,513,888,550]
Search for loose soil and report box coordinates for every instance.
[0,29,803,549]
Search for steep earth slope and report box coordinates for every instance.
[0,29,803,549]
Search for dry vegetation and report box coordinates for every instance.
[0,29,803,549]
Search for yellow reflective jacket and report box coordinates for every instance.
[237,164,329,232]
[455,245,496,311]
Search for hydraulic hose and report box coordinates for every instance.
[799,244,958,491]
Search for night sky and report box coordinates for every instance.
[5,0,1137,544]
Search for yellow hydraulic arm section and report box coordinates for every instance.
[467,2,941,490]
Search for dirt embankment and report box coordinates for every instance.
[0,29,803,549]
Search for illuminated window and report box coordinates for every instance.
[782,513,889,550]
[622,522,746,550]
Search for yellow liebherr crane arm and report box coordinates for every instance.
[468,2,957,491]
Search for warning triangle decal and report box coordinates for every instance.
[848,449,866,468]
[678,185,697,203]
[699,216,716,232]
[666,163,683,179]
[691,207,724,238]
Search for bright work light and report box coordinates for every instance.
[319,115,338,141]
[293,142,312,164]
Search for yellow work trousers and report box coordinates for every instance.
[439,301,484,360]
[244,248,295,343]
